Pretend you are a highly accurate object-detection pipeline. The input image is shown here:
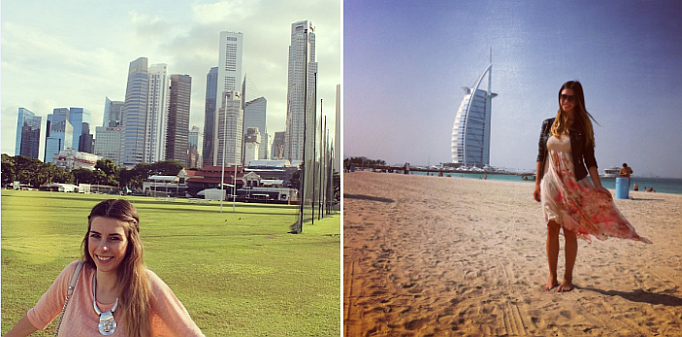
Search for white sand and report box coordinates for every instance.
[344,171,682,336]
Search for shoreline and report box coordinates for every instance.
[354,169,682,196]
[344,171,682,336]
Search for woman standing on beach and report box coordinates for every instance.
[533,81,650,293]
[3,199,204,337]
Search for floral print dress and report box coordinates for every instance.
[541,133,651,244]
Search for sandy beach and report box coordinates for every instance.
[343,171,682,336]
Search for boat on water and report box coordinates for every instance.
[521,175,536,181]
[601,166,620,179]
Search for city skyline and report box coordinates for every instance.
[344,0,682,178]
[1,0,341,165]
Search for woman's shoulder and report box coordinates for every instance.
[540,117,555,133]
[48,260,93,292]
[60,260,92,277]
[145,268,173,292]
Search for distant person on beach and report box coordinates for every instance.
[619,163,633,188]
[633,182,639,191]
[533,81,651,293]
[2,199,204,337]
[619,163,633,178]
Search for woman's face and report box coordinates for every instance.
[560,88,576,114]
[88,216,129,274]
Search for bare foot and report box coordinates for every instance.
[557,280,574,292]
[543,278,559,291]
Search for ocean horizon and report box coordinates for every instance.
[404,171,682,195]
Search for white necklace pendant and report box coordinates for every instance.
[98,311,117,335]
[93,275,119,336]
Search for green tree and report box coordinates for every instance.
[120,163,151,189]
[117,160,184,190]
[345,157,386,167]
[45,164,74,184]
[72,168,95,184]
[149,160,184,176]
[118,167,134,189]
[13,156,46,187]
[1,154,16,186]
[95,159,120,186]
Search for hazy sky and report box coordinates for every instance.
[1,0,340,159]
[344,0,682,178]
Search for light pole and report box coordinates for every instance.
[220,92,228,213]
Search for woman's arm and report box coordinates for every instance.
[533,161,543,202]
[3,314,38,337]
[589,166,611,198]
[534,119,551,202]
[148,271,205,337]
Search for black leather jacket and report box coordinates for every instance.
[536,117,597,181]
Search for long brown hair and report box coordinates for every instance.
[551,81,598,147]
[82,199,152,337]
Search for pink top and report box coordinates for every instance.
[27,261,204,337]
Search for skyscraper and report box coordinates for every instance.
[216,91,244,166]
[211,32,244,166]
[69,107,91,152]
[244,97,269,160]
[271,131,285,160]
[103,97,124,127]
[14,108,41,159]
[145,63,169,163]
[94,126,122,166]
[203,67,218,166]
[188,126,202,168]
[284,20,317,162]
[121,57,149,168]
[79,133,94,154]
[451,63,497,167]
[44,108,73,163]
[166,74,192,164]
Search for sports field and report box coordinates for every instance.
[1,190,341,336]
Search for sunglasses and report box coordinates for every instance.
[560,94,576,103]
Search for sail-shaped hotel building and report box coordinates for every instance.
[451,62,497,167]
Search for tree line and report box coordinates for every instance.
[1,154,183,190]
[344,157,387,167]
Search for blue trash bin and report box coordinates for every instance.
[615,177,629,199]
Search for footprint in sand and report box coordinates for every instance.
[405,318,427,330]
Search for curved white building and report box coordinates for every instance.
[451,64,497,167]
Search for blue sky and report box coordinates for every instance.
[1,0,340,160]
[344,0,682,178]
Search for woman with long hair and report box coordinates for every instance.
[533,81,650,293]
[3,199,204,336]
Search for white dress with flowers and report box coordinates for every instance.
[541,133,651,244]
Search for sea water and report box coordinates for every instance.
[409,171,682,195]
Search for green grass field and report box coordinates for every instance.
[1,190,340,336]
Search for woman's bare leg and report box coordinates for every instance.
[544,220,561,291]
[559,228,577,292]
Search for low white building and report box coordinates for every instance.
[142,169,190,197]
[40,183,79,192]
[53,148,101,170]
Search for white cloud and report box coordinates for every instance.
[191,0,258,24]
